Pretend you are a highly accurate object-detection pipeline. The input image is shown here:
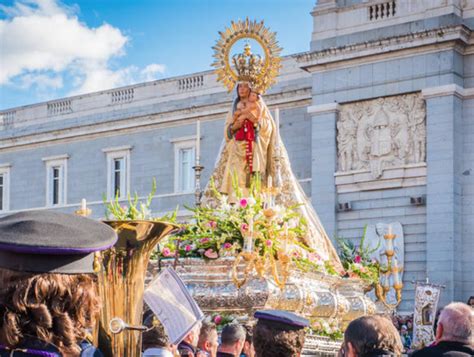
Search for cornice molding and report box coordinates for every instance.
[422,84,474,99]
[297,25,472,72]
[308,102,341,115]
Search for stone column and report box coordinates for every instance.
[422,85,464,305]
[308,103,340,242]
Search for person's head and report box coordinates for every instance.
[467,296,474,308]
[237,82,251,99]
[220,323,246,356]
[400,325,408,335]
[253,310,308,357]
[0,269,99,355]
[435,302,473,344]
[242,324,255,357]
[248,90,260,103]
[342,315,403,357]
[183,321,202,348]
[142,310,171,352]
[0,210,117,355]
[198,322,218,357]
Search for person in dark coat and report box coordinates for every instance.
[0,211,117,357]
[178,322,202,357]
[411,302,473,357]
[216,323,246,357]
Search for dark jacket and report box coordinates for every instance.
[178,341,197,357]
[0,340,102,357]
[216,352,235,357]
[411,341,474,357]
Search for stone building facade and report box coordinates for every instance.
[0,0,473,311]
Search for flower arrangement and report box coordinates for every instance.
[337,226,380,286]
[103,178,178,222]
[158,177,339,277]
[308,318,343,341]
[208,313,237,331]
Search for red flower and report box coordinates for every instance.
[354,255,362,263]
[214,315,222,324]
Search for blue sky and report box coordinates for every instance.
[0,0,316,110]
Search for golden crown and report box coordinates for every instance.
[212,18,282,94]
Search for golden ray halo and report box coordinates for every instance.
[212,18,282,93]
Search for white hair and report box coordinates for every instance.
[438,302,473,343]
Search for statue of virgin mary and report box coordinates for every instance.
[205,19,342,267]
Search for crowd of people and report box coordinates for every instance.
[0,211,472,357]
[141,303,474,357]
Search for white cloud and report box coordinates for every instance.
[141,63,167,82]
[0,0,166,96]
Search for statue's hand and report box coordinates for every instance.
[232,117,244,131]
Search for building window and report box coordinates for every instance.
[172,138,196,193]
[103,146,131,200]
[0,165,11,212]
[43,155,68,207]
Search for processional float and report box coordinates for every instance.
[85,19,396,357]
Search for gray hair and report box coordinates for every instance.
[438,302,473,343]
[221,323,246,346]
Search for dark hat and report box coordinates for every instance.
[254,310,309,330]
[0,210,117,274]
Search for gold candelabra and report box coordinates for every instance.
[374,230,404,309]
[231,184,292,290]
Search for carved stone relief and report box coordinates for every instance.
[337,93,426,179]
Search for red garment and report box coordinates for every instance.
[234,119,255,172]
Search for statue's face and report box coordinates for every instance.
[238,82,250,98]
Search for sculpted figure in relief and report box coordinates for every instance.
[336,93,426,178]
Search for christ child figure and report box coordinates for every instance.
[234,90,262,173]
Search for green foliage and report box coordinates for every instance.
[336,225,381,286]
[157,175,339,276]
[103,178,177,222]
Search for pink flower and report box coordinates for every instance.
[354,255,362,264]
[265,240,273,247]
[239,198,248,208]
[207,221,217,229]
[223,242,232,250]
[200,238,210,244]
[162,247,172,257]
[214,315,222,324]
[291,250,301,259]
[241,223,249,232]
[185,245,192,252]
[307,253,321,262]
[204,249,218,259]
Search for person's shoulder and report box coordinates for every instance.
[79,340,103,357]
[411,344,443,357]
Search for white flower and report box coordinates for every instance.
[247,196,256,207]
[288,218,299,229]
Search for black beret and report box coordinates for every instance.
[254,310,309,330]
[0,210,117,273]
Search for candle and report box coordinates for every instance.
[196,119,201,164]
[245,217,254,252]
[81,198,87,212]
[387,224,393,236]
[274,108,280,142]
[392,258,400,285]
[244,236,253,253]
[385,235,394,252]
